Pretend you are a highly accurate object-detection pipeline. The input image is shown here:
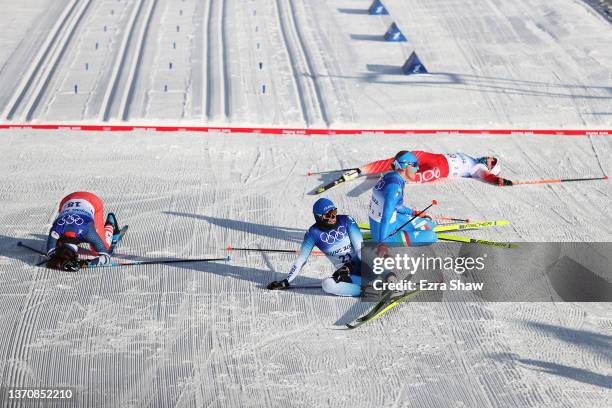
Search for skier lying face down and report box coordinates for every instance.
[368,151,438,250]
[45,191,120,271]
[267,198,363,297]
[359,151,512,186]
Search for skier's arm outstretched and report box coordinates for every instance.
[470,166,513,186]
[267,232,316,289]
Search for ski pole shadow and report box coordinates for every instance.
[337,8,369,15]
[332,299,377,326]
[350,34,385,42]
[488,352,612,389]
[0,234,47,264]
[173,260,326,296]
[162,211,305,243]
[347,176,379,197]
[522,321,612,363]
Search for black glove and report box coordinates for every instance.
[267,279,290,290]
[498,178,513,186]
[60,259,89,272]
[332,265,352,283]
[61,259,81,272]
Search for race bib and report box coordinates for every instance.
[60,199,95,216]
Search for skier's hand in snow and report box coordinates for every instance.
[498,178,513,186]
[267,279,290,290]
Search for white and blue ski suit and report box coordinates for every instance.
[287,215,363,297]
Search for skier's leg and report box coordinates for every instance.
[322,264,362,296]
[322,275,362,297]
[392,215,437,246]
[397,229,438,246]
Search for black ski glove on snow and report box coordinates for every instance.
[267,279,290,290]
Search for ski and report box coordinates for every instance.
[315,169,361,194]
[360,231,515,248]
[358,220,510,233]
[436,233,518,249]
[307,167,359,176]
[346,289,423,329]
[433,220,510,232]
[109,225,128,254]
[353,291,394,323]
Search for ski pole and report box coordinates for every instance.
[382,200,438,242]
[100,256,231,268]
[307,168,358,176]
[17,241,46,256]
[437,234,518,249]
[226,246,324,256]
[507,175,608,186]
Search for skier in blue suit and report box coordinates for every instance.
[267,198,363,296]
[369,151,438,250]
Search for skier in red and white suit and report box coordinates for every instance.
[360,152,512,186]
[46,192,120,271]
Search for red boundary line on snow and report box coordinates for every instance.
[0,124,610,136]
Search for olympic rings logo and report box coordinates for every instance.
[56,214,84,226]
[320,226,347,244]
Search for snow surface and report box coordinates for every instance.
[0,0,611,406]
[0,0,610,127]
[0,131,611,407]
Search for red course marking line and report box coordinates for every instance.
[0,124,609,136]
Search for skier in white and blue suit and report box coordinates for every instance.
[267,198,363,296]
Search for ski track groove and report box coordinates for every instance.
[21,0,92,122]
[0,0,79,121]
[273,0,328,127]
[285,0,328,127]
[99,0,145,122]
[118,0,158,121]
[205,0,228,121]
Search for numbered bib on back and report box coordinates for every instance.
[60,199,95,217]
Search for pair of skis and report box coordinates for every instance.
[345,219,514,328]
[346,287,425,329]
[358,219,518,249]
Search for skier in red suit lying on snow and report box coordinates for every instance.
[348,151,513,186]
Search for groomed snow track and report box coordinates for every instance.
[0,129,610,407]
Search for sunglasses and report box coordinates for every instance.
[322,209,337,221]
